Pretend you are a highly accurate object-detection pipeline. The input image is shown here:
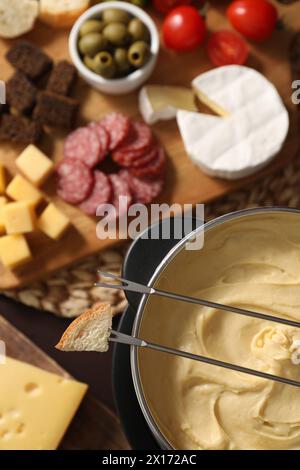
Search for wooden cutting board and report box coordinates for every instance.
[0,2,299,290]
[0,314,130,450]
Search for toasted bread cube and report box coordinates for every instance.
[0,196,8,234]
[0,234,32,269]
[6,174,43,206]
[37,203,70,240]
[16,144,54,186]
[0,164,6,194]
[3,201,36,234]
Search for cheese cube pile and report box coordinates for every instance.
[0,145,71,270]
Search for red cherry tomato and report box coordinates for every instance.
[227,0,278,42]
[162,6,206,52]
[153,0,191,15]
[207,31,249,66]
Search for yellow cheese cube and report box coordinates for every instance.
[6,175,43,206]
[0,164,6,194]
[16,145,54,186]
[3,201,36,234]
[0,234,32,269]
[0,357,87,450]
[37,203,70,240]
[0,196,8,234]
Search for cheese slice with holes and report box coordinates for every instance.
[177,65,289,179]
[139,85,197,125]
[0,357,87,450]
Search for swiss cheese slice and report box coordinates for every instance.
[0,357,87,450]
[139,85,197,125]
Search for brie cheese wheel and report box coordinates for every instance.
[177,65,289,180]
[177,109,289,180]
[139,85,197,125]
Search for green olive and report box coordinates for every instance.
[78,32,108,57]
[79,19,105,36]
[128,19,149,42]
[103,22,128,46]
[102,8,131,25]
[114,48,131,74]
[128,41,150,68]
[93,51,116,78]
[83,55,97,72]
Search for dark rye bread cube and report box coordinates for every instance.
[6,71,37,114]
[46,60,77,96]
[33,91,79,129]
[6,41,53,81]
[0,114,42,145]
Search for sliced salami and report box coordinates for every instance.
[88,122,110,162]
[129,147,166,179]
[79,171,112,216]
[114,121,153,157]
[100,112,131,151]
[112,142,158,168]
[108,173,132,219]
[57,158,94,204]
[64,126,101,168]
[120,170,164,204]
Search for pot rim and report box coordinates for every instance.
[130,206,300,450]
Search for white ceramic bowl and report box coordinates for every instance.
[69,2,159,95]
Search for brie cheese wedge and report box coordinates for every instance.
[177,65,289,180]
[139,85,197,125]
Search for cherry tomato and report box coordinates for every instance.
[207,31,248,66]
[153,0,191,15]
[162,6,206,52]
[227,0,278,42]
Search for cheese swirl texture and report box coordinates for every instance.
[138,212,300,450]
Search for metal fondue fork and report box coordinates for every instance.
[97,271,300,388]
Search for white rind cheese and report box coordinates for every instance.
[177,108,289,179]
[139,85,197,125]
[177,65,289,180]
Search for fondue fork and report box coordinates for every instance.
[96,271,300,330]
[108,329,300,388]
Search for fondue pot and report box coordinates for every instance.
[113,207,300,450]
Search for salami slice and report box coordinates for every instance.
[100,112,131,151]
[129,147,166,179]
[112,141,157,168]
[79,171,112,216]
[120,170,164,204]
[114,121,153,158]
[108,173,132,219]
[88,122,110,161]
[63,126,101,168]
[57,158,94,204]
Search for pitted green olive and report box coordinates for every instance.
[78,32,108,57]
[128,19,149,42]
[128,41,150,68]
[79,19,105,36]
[102,8,131,25]
[83,55,97,71]
[93,51,116,78]
[103,22,128,46]
[114,48,131,74]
